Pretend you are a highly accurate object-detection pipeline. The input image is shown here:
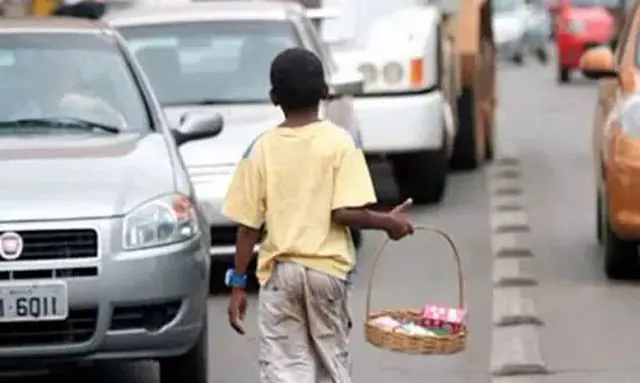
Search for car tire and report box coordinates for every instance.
[535,47,548,64]
[159,316,208,383]
[484,113,494,162]
[391,137,448,205]
[603,196,638,279]
[451,86,483,170]
[558,66,570,84]
[512,51,524,65]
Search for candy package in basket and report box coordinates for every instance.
[420,304,467,334]
[368,304,467,337]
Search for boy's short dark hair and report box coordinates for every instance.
[269,47,328,111]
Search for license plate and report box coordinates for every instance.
[0,281,68,322]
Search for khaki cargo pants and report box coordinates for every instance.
[258,261,352,383]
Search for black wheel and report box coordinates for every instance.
[558,66,570,84]
[391,141,448,205]
[512,52,524,65]
[159,318,208,383]
[484,114,494,162]
[451,87,482,170]
[596,190,602,243]
[536,48,548,64]
[602,196,638,279]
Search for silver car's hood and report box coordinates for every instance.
[0,134,174,222]
[165,103,282,167]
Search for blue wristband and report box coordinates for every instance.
[225,269,247,289]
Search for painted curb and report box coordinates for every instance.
[493,288,543,326]
[493,258,538,287]
[491,211,530,233]
[491,326,548,376]
[492,232,533,258]
[489,159,548,381]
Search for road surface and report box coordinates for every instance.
[8,56,634,383]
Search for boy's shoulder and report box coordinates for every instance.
[316,121,360,148]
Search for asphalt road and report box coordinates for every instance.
[497,59,640,381]
[9,54,625,382]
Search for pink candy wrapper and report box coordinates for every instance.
[420,305,467,333]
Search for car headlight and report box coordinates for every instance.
[123,194,199,250]
[382,61,404,84]
[358,63,377,84]
[566,19,586,34]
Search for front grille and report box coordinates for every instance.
[0,308,97,347]
[210,226,237,246]
[210,226,265,246]
[0,267,98,281]
[0,229,98,261]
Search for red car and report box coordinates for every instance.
[552,0,616,83]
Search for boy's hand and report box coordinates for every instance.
[386,198,414,240]
[228,287,248,335]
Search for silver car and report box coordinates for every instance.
[0,18,220,382]
[492,0,550,64]
[107,1,365,269]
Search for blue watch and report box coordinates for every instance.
[225,269,247,289]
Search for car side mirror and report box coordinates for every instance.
[579,46,617,80]
[328,71,364,98]
[173,112,224,146]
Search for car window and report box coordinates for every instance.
[118,20,301,105]
[0,33,150,132]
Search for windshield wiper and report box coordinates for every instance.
[0,117,121,134]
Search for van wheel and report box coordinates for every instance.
[391,140,448,205]
[159,319,208,383]
[484,113,494,162]
[451,87,483,169]
[603,199,638,279]
[558,66,570,84]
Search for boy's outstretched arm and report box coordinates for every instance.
[333,198,414,240]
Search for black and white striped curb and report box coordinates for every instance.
[489,157,549,381]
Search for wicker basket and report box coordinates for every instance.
[364,225,468,355]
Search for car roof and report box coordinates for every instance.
[0,16,110,34]
[106,1,304,27]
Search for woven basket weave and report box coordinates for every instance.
[364,225,467,355]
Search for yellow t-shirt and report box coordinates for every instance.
[221,120,377,285]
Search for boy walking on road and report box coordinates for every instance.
[221,47,414,383]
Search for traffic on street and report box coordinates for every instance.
[0,0,639,381]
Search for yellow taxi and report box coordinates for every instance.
[581,2,640,279]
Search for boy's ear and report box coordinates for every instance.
[269,89,278,106]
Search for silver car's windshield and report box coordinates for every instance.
[0,33,150,133]
[118,20,300,105]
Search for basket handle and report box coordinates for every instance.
[364,225,465,322]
